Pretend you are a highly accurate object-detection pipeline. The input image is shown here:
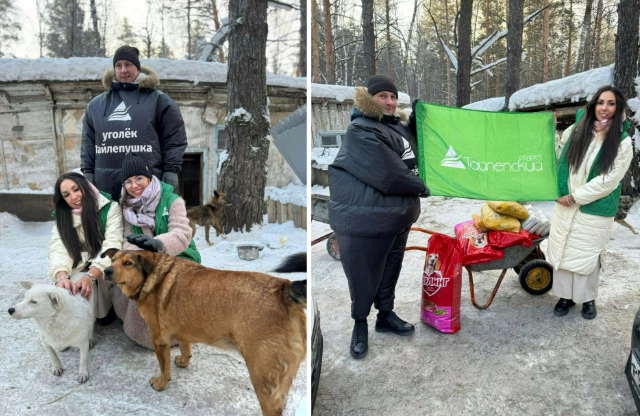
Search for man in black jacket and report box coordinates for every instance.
[328,75,429,359]
[81,45,187,200]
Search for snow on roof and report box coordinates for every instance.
[462,97,505,111]
[509,64,613,110]
[311,82,411,105]
[0,58,307,90]
[462,65,614,112]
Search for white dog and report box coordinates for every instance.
[8,281,95,383]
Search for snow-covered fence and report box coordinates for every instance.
[264,184,307,229]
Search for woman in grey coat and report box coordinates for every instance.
[328,75,428,359]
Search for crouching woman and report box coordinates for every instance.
[111,152,200,349]
[49,172,123,325]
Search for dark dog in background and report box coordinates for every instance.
[187,190,228,245]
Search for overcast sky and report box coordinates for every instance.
[7,0,302,76]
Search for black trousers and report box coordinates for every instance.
[335,226,411,320]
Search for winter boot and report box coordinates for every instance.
[582,300,597,319]
[553,298,576,317]
[375,311,415,336]
[350,319,368,359]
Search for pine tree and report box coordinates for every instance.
[117,17,138,49]
[45,0,86,58]
[0,0,20,58]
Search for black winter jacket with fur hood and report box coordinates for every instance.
[328,87,426,237]
[81,66,187,199]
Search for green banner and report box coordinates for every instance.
[415,102,559,201]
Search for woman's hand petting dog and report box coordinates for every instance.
[56,277,78,296]
[76,276,93,301]
[125,234,163,252]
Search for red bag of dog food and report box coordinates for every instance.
[421,233,462,334]
[487,229,535,249]
[454,220,503,266]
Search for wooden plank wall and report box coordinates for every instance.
[310,101,352,149]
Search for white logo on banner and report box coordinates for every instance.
[440,145,466,169]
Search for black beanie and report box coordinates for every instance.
[121,153,152,184]
[367,75,398,97]
[113,45,141,70]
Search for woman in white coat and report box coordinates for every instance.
[49,172,124,325]
[549,86,633,319]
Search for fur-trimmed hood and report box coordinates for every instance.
[353,86,408,122]
[102,65,160,90]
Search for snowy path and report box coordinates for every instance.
[312,197,640,415]
[0,214,306,415]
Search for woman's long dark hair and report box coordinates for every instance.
[564,85,626,175]
[53,173,104,269]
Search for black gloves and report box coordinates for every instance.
[126,234,163,252]
[83,172,95,185]
[419,186,430,198]
[162,172,179,193]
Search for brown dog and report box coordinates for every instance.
[101,249,306,416]
[186,190,228,245]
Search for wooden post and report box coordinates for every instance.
[300,207,307,230]
[267,198,277,223]
[292,203,301,228]
[286,203,295,226]
[277,201,287,224]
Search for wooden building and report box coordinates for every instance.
[0,58,306,219]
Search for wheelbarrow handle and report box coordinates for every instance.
[410,227,436,235]
[405,246,427,251]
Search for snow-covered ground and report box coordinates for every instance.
[312,196,640,415]
[0,213,307,415]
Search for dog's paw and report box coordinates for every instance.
[77,371,89,383]
[221,234,227,239]
[89,339,95,349]
[149,376,168,391]
[174,355,190,368]
[52,366,63,376]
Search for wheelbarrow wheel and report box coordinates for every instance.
[327,233,340,261]
[519,259,553,295]
[513,249,546,275]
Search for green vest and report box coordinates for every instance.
[97,191,113,236]
[557,109,629,217]
[129,181,201,264]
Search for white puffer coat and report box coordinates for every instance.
[48,193,124,282]
[547,124,633,275]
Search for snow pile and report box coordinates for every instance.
[264,183,306,207]
[311,83,411,105]
[0,58,306,90]
[311,147,339,170]
[509,64,613,110]
[310,185,330,196]
[463,97,505,112]
[216,149,229,174]
[225,107,253,124]
[0,187,54,194]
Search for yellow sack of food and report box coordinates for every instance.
[480,203,521,232]
[472,213,488,232]
[486,201,529,220]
